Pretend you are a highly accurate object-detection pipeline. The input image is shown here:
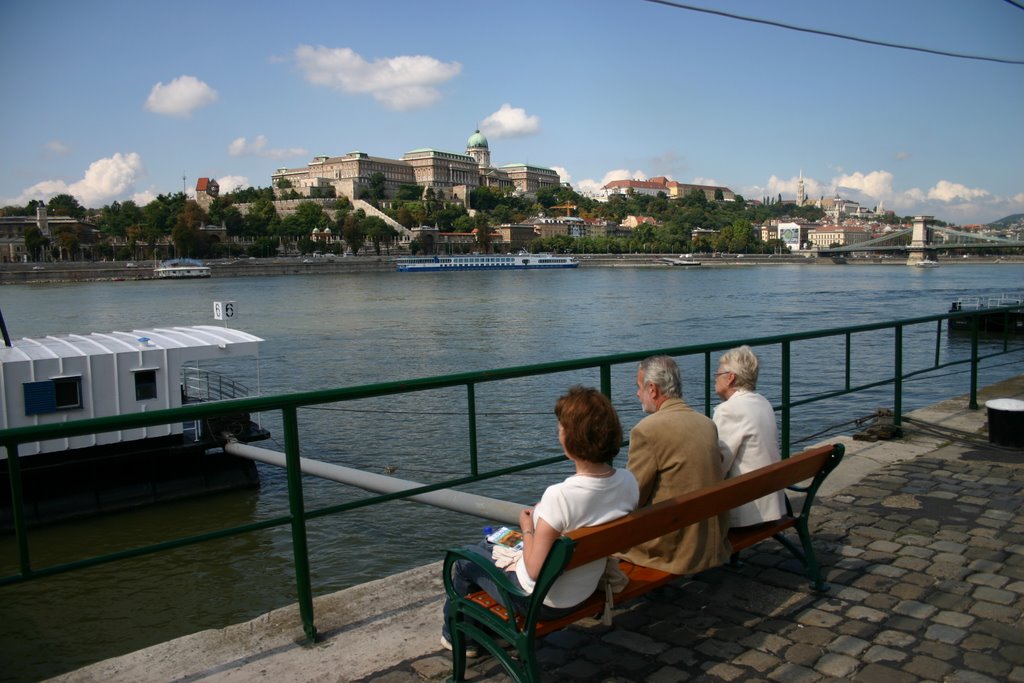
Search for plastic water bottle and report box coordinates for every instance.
[483,526,493,540]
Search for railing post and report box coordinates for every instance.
[844,333,852,391]
[969,315,980,410]
[3,441,31,577]
[704,352,713,417]
[282,406,317,642]
[781,340,790,458]
[894,324,903,432]
[467,383,478,476]
[600,363,611,398]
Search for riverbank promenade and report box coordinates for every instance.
[50,377,1024,683]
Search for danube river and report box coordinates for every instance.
[1,262,1022,680]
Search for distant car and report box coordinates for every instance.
[32,265,44,270]
[126,262,137,267]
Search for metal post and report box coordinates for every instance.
[600,363,611,398]
[703,352,713,417]
[781,341,790,458]
[894,325,903,431]
[969,316,979,410]
[4,441,31,576]
[467,383,478,476]
[844,333,852,391]
[282,406,317,642]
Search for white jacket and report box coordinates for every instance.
[713,389,786,527]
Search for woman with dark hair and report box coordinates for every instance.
[441,386,638,656]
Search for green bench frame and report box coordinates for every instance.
[442,442,845,683]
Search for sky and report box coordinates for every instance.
[1,0,1022,225]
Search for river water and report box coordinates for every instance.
[1,262,1022,680]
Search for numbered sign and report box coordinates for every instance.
[213,301,236,321]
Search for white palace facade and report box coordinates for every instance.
[270,129,561,205]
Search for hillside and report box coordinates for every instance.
[989,213,1024,228]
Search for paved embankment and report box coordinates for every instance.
[48,377,1024,682]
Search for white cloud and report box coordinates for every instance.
[927,180,989,202]
[45,140,71,156]
[228,135,307,159]
[575,169,647,194]
[294,45,461,110]
[144,75,218,117]
[550,166,571,184]
[834,170,895,201]
[3,152,145,208]
[132,188,157,205]
[480,104,541,138]
[216,175,250,193]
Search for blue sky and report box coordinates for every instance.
[1,0,1022,224]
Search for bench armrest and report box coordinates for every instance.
[443,537,576,640]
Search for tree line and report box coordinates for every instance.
[7,175,937,261]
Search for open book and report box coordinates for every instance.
[486,526,524,551]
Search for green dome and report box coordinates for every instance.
[467,130,488,149]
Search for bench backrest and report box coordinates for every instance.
[563,443,843,570]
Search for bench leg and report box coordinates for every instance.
[776,521,829,592]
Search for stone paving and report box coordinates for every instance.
[361,444,1024,683]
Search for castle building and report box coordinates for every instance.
[270,129,560,204]
[601,176,735,202]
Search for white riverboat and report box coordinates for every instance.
[0,325,267,527]
[914,258,939,268]
[396,252,579,272]
[155,258,211,278]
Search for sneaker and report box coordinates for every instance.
[441,634,481,659]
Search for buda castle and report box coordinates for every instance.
[269,129,561,206]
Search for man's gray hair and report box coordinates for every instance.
[638,355,681,398]
[718,345,760,391]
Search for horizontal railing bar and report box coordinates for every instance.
[4,306,1019,446]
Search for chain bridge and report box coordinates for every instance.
[819,215,1024,264]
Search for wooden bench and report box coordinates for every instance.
[442,442,845,683]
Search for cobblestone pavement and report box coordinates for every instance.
[361,444,1024,683]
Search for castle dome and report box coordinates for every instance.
[467,130,488,149]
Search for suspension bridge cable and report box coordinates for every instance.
[642,0,1024,65]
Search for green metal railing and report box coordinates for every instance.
[2,303,1021,642]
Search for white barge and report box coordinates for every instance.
[0,325,267,528]
[154,258,211,278]
[396,252,579,272]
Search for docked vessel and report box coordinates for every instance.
[0,325,268,529]
[661,255,702,267]
[914,259,939,268]
[155,258,211,278]
[396,252,579,272]
[948,295,1024,334]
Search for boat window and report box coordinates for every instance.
[134,370,158,401]
[23,377,83,415]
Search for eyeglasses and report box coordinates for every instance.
[714,371,732,377]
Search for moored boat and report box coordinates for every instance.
[155,258,211,278]
[0,325,268,529]
[914,259,939,268]
[948,295,1024,334]
[396,252,579,272]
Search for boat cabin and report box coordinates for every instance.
[0,326,262,457]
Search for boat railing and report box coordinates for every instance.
[181,367,253,402]
[2,302,1023,645]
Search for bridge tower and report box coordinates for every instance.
[906,215,938,265]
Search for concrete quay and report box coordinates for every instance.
[49,376,1024,683]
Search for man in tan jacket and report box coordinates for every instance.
[618,355,731,574]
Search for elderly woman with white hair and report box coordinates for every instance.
[712,345,786,527]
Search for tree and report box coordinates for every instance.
[395,184,423,201]
[363,216,398,255]
[23,226,48,261]
[172,201,209,257]
[361,172,387,205]
[48,193,86,218]
[343,210,367,255]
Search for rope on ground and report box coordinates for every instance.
[900,415,1021,452]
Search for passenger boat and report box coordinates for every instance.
[661,255,702,267]
[154,258,211,278]
[948,295,1024,334]
[396,252,579,272]
[914,259,939,268]
[0,325,268,529]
